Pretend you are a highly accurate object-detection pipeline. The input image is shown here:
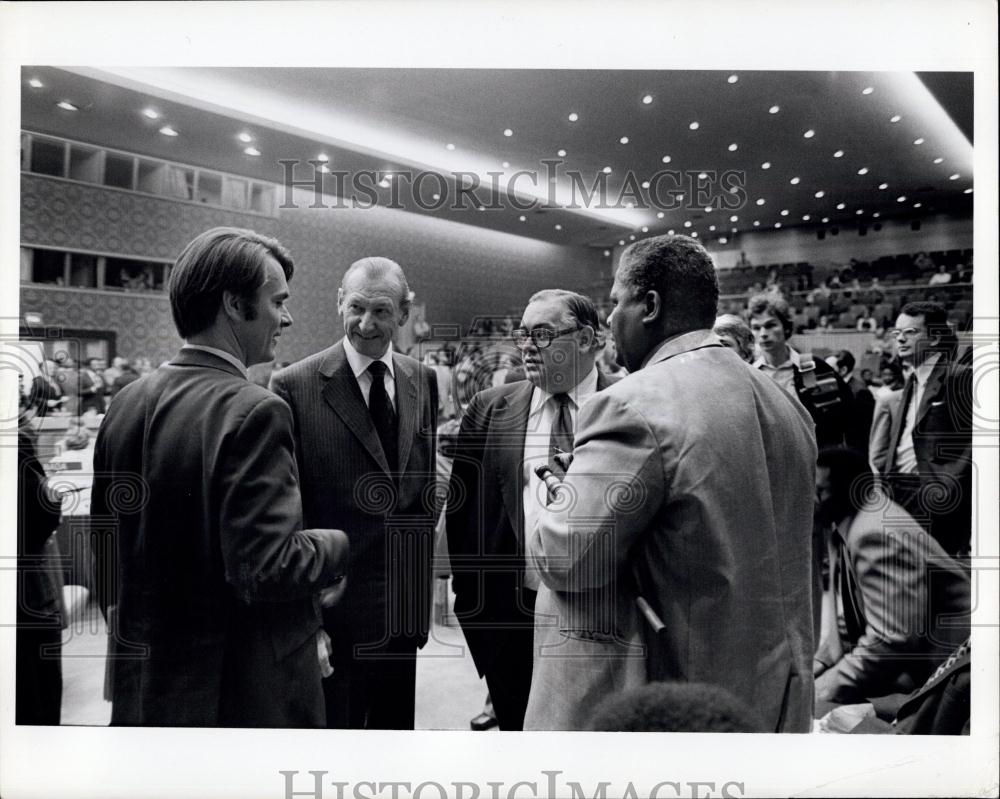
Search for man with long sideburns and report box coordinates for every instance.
[527,235,817,731]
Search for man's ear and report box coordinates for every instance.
[398,303,411,328]
[577,324,596,351]
[222,290,244,322]
[641,290,662,325]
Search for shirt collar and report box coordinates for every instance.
[914,351,942,385]
[343,335,395,379]
[182,344,248,378]
[528,365,600,418]
[753,345,801,371]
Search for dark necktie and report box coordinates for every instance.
[549,393,575,478]
[367,360,398,472]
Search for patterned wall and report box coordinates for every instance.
[20,174,608,364]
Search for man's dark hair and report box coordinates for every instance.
[832,349,856,374]
[898,301,958,354]
[748,293,793,338]
[816,446,875,514]
[587,681,762,733]
[618,235,720,331]
[526,289,603,349]
[168,227,294,339]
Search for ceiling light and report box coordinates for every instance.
[814,190,825,198]
[28,77,44,89]
[502,161,510,168]
[913,203,922,208]
[933,157,944,164]
[689,121,700,130]
[756,198,765,206]
[379,179,390,188]
[657,212,665,219]
[761,162,771,169]
[822,217,829,223]
[833,150,844,158]
[445,143,455,150]
[432,193,440,201]
[753,221,761,227]
[238,132,253,143]
[856,209,863,215]
[318,165,330,174]
[709,225,716,231]
[159,126,179,137]
[554,224,562,230]
[661,155,672,163]
[769,105,780,114]
[780,209,789,216]
[602,166,612,174]
[913,138,924,145]
[557,149,567,157]
[862,87,874,95]
[872,212,880,218]
[568,112,579,122]
[878,182,889,190]
[619,239,626,245]
[698,172,708,180]
[503,128,513,137]
[857,167,869,175]
[620,136,629,144]
[629,235,636,241]
[691,232,699,238]
[384,172,394,180]
[720,237,729,244]
[897,195,907,202]
[625,202,635,209]
[641,181,650,189]
[642,94,653,105]
[704,206,714,213]
[790,177,800,185]
[728,143,738,152]
[521,216,528,222]
[802,214,811,221]
[730,215,738,222]
[731,227,737,233]
[667,229,675,235]
[317,153,329,162]
[684,221,692,228]
[56,101,79,111]
[642,226,649,233]
[836,202,846,210]
[604,250,611,257]
[728,75,739,84]
[890,114,902,123]
[949,173,960,180]
[803,129,815,138]
[243,146,260,156]
[963,187,973,194]
[478,206,486,211]
[142,108,160,120]
[774,222,782,229]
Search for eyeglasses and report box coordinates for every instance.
[887,327,923,339]
[512,325,580,349]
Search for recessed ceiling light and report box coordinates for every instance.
[698,172,708,180]
[933,157,944,164]
[802,214,811,221]
[753,221,761,227]
[661,155,672,164]
[604,250,611,257]
[872,212,880,218]
[709,225,716,231]
[780,209,789,216]
[790,177,800,185]
[913,138,924,145]
[445,143,455,151]
[657,212,665,219]
[913,203,922,208]
[557,149,567,157]
[862,87,874,95]
[856,209,863,215]
[142,108,160,120]
[774,222,782,229]
[554,224,562,230]
[728,143,738,152]
[857,167,869,175]
[756,198,766,206]
[963,188,973,194]
[56,101,79,111]
[620,136,629,145]
[684,221,692,228]
[568,112,579,122]
[318,165,330,174]
[833,150,844,158]
[949,173,960,180]
[432,193,440,201]
[761,162,771,170]
[836,202,846,210]
[243,146,260,156]
[704,206,714,213]
[814,190,825,198]
[720,237,728,244]
[822,217,830,223]
[502,161,510,168]
[731,227,737,233]
[730,215,738,222]
[728,75,739,84]
[28,77,44,89]
[878,182,889,190]
[625,202,635,209]
[503,128,513,137]
[159,125,179,137]
[478,206,486,212]
[769,105,780,114]
[629,235,636,241]
[897,195,907,202]
[379,179,390,189]
[384,172,394,180]
[521,216,528,222]
[602,166,612,174]
[238,132,253,143]
[642,94,653,105]
[641,181,650,189]
[890,114,902,123]
[691,232,699,238]
[317,153,329,162]
[619,239,626,245]
[689,121,700,130]
[803,129,815,138]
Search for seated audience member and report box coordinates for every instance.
[713,314,756,363]
[927,264,952,286]
[587,682,762,733]
[856,309,878,333]
[813,447,970,709]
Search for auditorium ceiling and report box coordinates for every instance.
[22,67,974,250]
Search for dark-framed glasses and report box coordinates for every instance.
[512,325,580,349]
[887,327,922,339]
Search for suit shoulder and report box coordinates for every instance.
[472,380,530,407]
[272,345,337,384]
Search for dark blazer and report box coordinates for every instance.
[845,373,876,453]
[91,349,348,727]
[29,375,63,417]
[445,371,615,679]
[270,341,439,650]
[883,357,973,555]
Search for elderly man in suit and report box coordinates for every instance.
[91,227,349,727]
[813,447,970,708]
[447,290,616,731]
[882,302,973,559]
[528,234,817,732]
[271,257,438,730]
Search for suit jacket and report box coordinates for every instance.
[529,330,818,732]
[869,389,903,474]
[845,374,875,453]
[445,371,615,679]
[883,357,973,555]
[270,340,439,649]
[91,349,348,727]
[816,499,970,705]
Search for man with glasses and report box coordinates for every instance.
[446,289,617,730]
[883,301,972,558]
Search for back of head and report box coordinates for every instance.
[587,681,762,732]
[168,227,294,339]
[832,349,856,374]
[618,235,719,335]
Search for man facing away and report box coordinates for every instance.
[271,257,438,729]
[92,227,349,727]
[446,290,617,730]
[528,235,818,732]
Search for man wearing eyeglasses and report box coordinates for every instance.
[883,301,972,559]
[446,289,617,730]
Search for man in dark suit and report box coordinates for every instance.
[882,302,973,558]
[271,257,438,730]
[91,227,349,727]
[446,290,615,730]
[828,349,876,453]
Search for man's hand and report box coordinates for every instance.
[320,576,347,608]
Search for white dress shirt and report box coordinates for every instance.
[342,336,396,411]
[894,352,942,474]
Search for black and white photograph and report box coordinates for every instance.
[1,3,997,798]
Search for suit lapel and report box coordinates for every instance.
[393,354,419,475]
[493,383,533,537]
[319,342,391,474]
[915,360,946,426]
[885,374,915,473]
